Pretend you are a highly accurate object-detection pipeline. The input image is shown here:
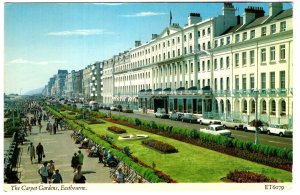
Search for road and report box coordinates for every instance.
[106,109,293,149]
[69,102,292,148]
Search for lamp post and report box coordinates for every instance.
[254,89,259,145]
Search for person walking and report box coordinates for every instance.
[114,168,125,183]
[36,142,45,163]
[27,142,35,164]
[47,160,55,180]
[38,162,48,183]
[51,169,63,183]
[77,150,84,167]
[47,121,53,135]
[53,121,57,134]
[71,153,79,172]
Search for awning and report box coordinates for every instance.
[176,87,185,91]
[139,89,145,92]
[163,88,172,91]
[188,86,197,90]
[154,88,162,91]
[146,89,152,92]
[202,86,211,90]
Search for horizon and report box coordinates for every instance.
[3,1,293,94]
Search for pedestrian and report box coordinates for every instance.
[27,142,35,164]
[53,121,57,134]
[78,150,84,166]
[73,165,86,183]
[51,169,63,183]
[47,121,53,135]
[38,162,48,183]
[36,142,45,163]
[47,160,55,180]
[71,153,79,172]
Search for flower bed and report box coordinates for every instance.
[83,119,105,125]
[107,126,127,134]
[102,116,292,171]
[142,140,178,154]
[226,170,278,183]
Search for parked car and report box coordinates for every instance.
[200,125,232,137]
[243,124,265,133]
[154,110,169,118]
[82,103,90,109]
[197,117,221,125]
[267,124,293,137]
[181,114,198,123]
[122,109,133,113]
[221,119,244,130]
[169,112,184,121]
[110,105,119,111]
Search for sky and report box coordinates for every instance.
[3,1,293,95]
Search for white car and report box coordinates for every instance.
[267,124,293,137]
[197,118,221,125]
[200,125,232,137]
[243,124,265,133]
[221,119,244,130]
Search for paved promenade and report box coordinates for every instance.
[17,114,112,183]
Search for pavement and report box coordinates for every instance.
[17,113,112,183]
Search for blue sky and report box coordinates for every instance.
[4,1,293,94]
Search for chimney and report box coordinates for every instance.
[135,40,141,47]
[188,13,202,25]
[222,3,235,17]
[243,6,265,25]
[269,3,283,16]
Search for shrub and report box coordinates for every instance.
[107,126,127,134]
[135,118,142,126]
[226,170,278,183]
[142,140,178,153]
[150,121,158,129]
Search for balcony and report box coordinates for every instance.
[268,88,277,96]
[277,88,287,96]
[233,89,240,97]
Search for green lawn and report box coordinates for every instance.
[65,112,292,182]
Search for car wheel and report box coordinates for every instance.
[267,130,271,135]
[234,126,238,130]
[182,119,184,122]
[279,132,284,137]
[199,121,202,125]
[244,127,247,131]
[190,120,192,123]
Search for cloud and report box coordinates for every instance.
[121,11,166,17]
[47,29,112,36]
[9,58,64,65]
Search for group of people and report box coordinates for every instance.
[71,150,86,183]
[46,117,65,135]
[38,160,63,183]
[27,142,45,164]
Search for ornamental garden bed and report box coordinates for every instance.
[224,170,278,183]
[107,126,127,134]
[142,140,178,154]
[82,119,105,125]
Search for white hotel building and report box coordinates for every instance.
[102,3,293,126]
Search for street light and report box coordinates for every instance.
[254,89,259,145]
